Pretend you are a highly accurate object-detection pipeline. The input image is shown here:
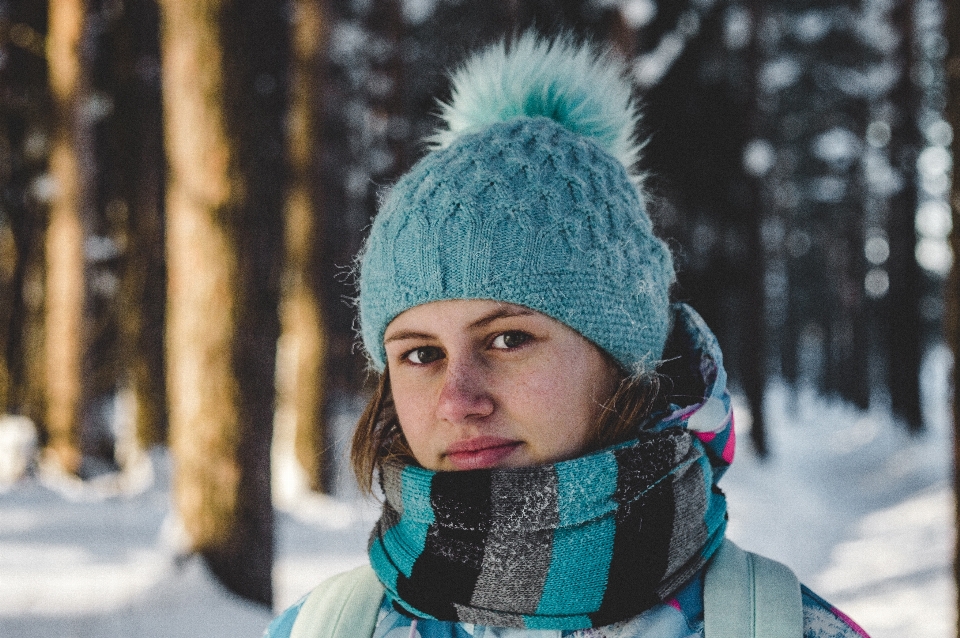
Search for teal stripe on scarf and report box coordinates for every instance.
[370,466,435,584]
[397,466,434,577]
[369,537,399,591]
[536,453,619,616]
[537,517,615,617]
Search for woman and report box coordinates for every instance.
[267,33,869,638]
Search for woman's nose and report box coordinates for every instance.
[436,359,495,424]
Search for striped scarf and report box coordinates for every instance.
[368,304,733,630]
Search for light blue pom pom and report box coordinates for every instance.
[427,32,644,185]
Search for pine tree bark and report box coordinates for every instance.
[43,0,92,473]
[0,225,16,409]
[274,0,328,496]
[159,0,287,606]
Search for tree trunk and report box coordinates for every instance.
[103,0,168,449]
[0,225,16,409]
[942,0,960,626]
[887,0,924,433]
[2,0,65,439]
[43,0,92,473]
[744,0,768,457]
[274,0,328,496]
[158,0,287,607]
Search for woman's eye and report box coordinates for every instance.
[405,346,443,365]
[492,331,531,349]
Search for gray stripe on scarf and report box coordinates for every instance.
[470,467,558,612]
[381,463,406,517]
[659,447,708,597]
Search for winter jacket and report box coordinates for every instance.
[265,573,868,638]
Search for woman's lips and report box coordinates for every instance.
[444,437,521,470]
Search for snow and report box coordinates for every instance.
[811,127,861,169]
[400,0,438,25]
[620,0,657,30]
[742,138,776,177]
[0,345,954,638]
[0,416,37,485]
[760,56,802,91]
[916,200,953,239]
[633,8,711,88]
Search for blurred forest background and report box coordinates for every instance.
[0,0,957,619]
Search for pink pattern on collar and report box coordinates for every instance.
[830,606,871,637]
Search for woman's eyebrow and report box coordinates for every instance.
[384,330,434,344]
[468,306,534,329]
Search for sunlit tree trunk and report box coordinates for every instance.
[273,0,328,497]
[943,0,960,626]
[43,0,92,473]
[158,0,286,606]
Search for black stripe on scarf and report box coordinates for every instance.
[398,470,493,619]
[591,437,677,626]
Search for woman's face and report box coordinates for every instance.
[384,299,620,471]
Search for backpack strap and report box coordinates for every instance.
[290,565,385,638]
[704,538,803,638]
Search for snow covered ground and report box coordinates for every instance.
[0,345,954,638]
[722,344,955,638]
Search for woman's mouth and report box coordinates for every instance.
[444,437,522,470]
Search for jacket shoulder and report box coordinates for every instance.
[264,566,383,638]
[264,596,306,638]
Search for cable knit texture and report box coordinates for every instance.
[358,35,674,373]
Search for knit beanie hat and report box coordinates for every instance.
[358,33,675,374]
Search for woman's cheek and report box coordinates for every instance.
[391,381,429,452]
